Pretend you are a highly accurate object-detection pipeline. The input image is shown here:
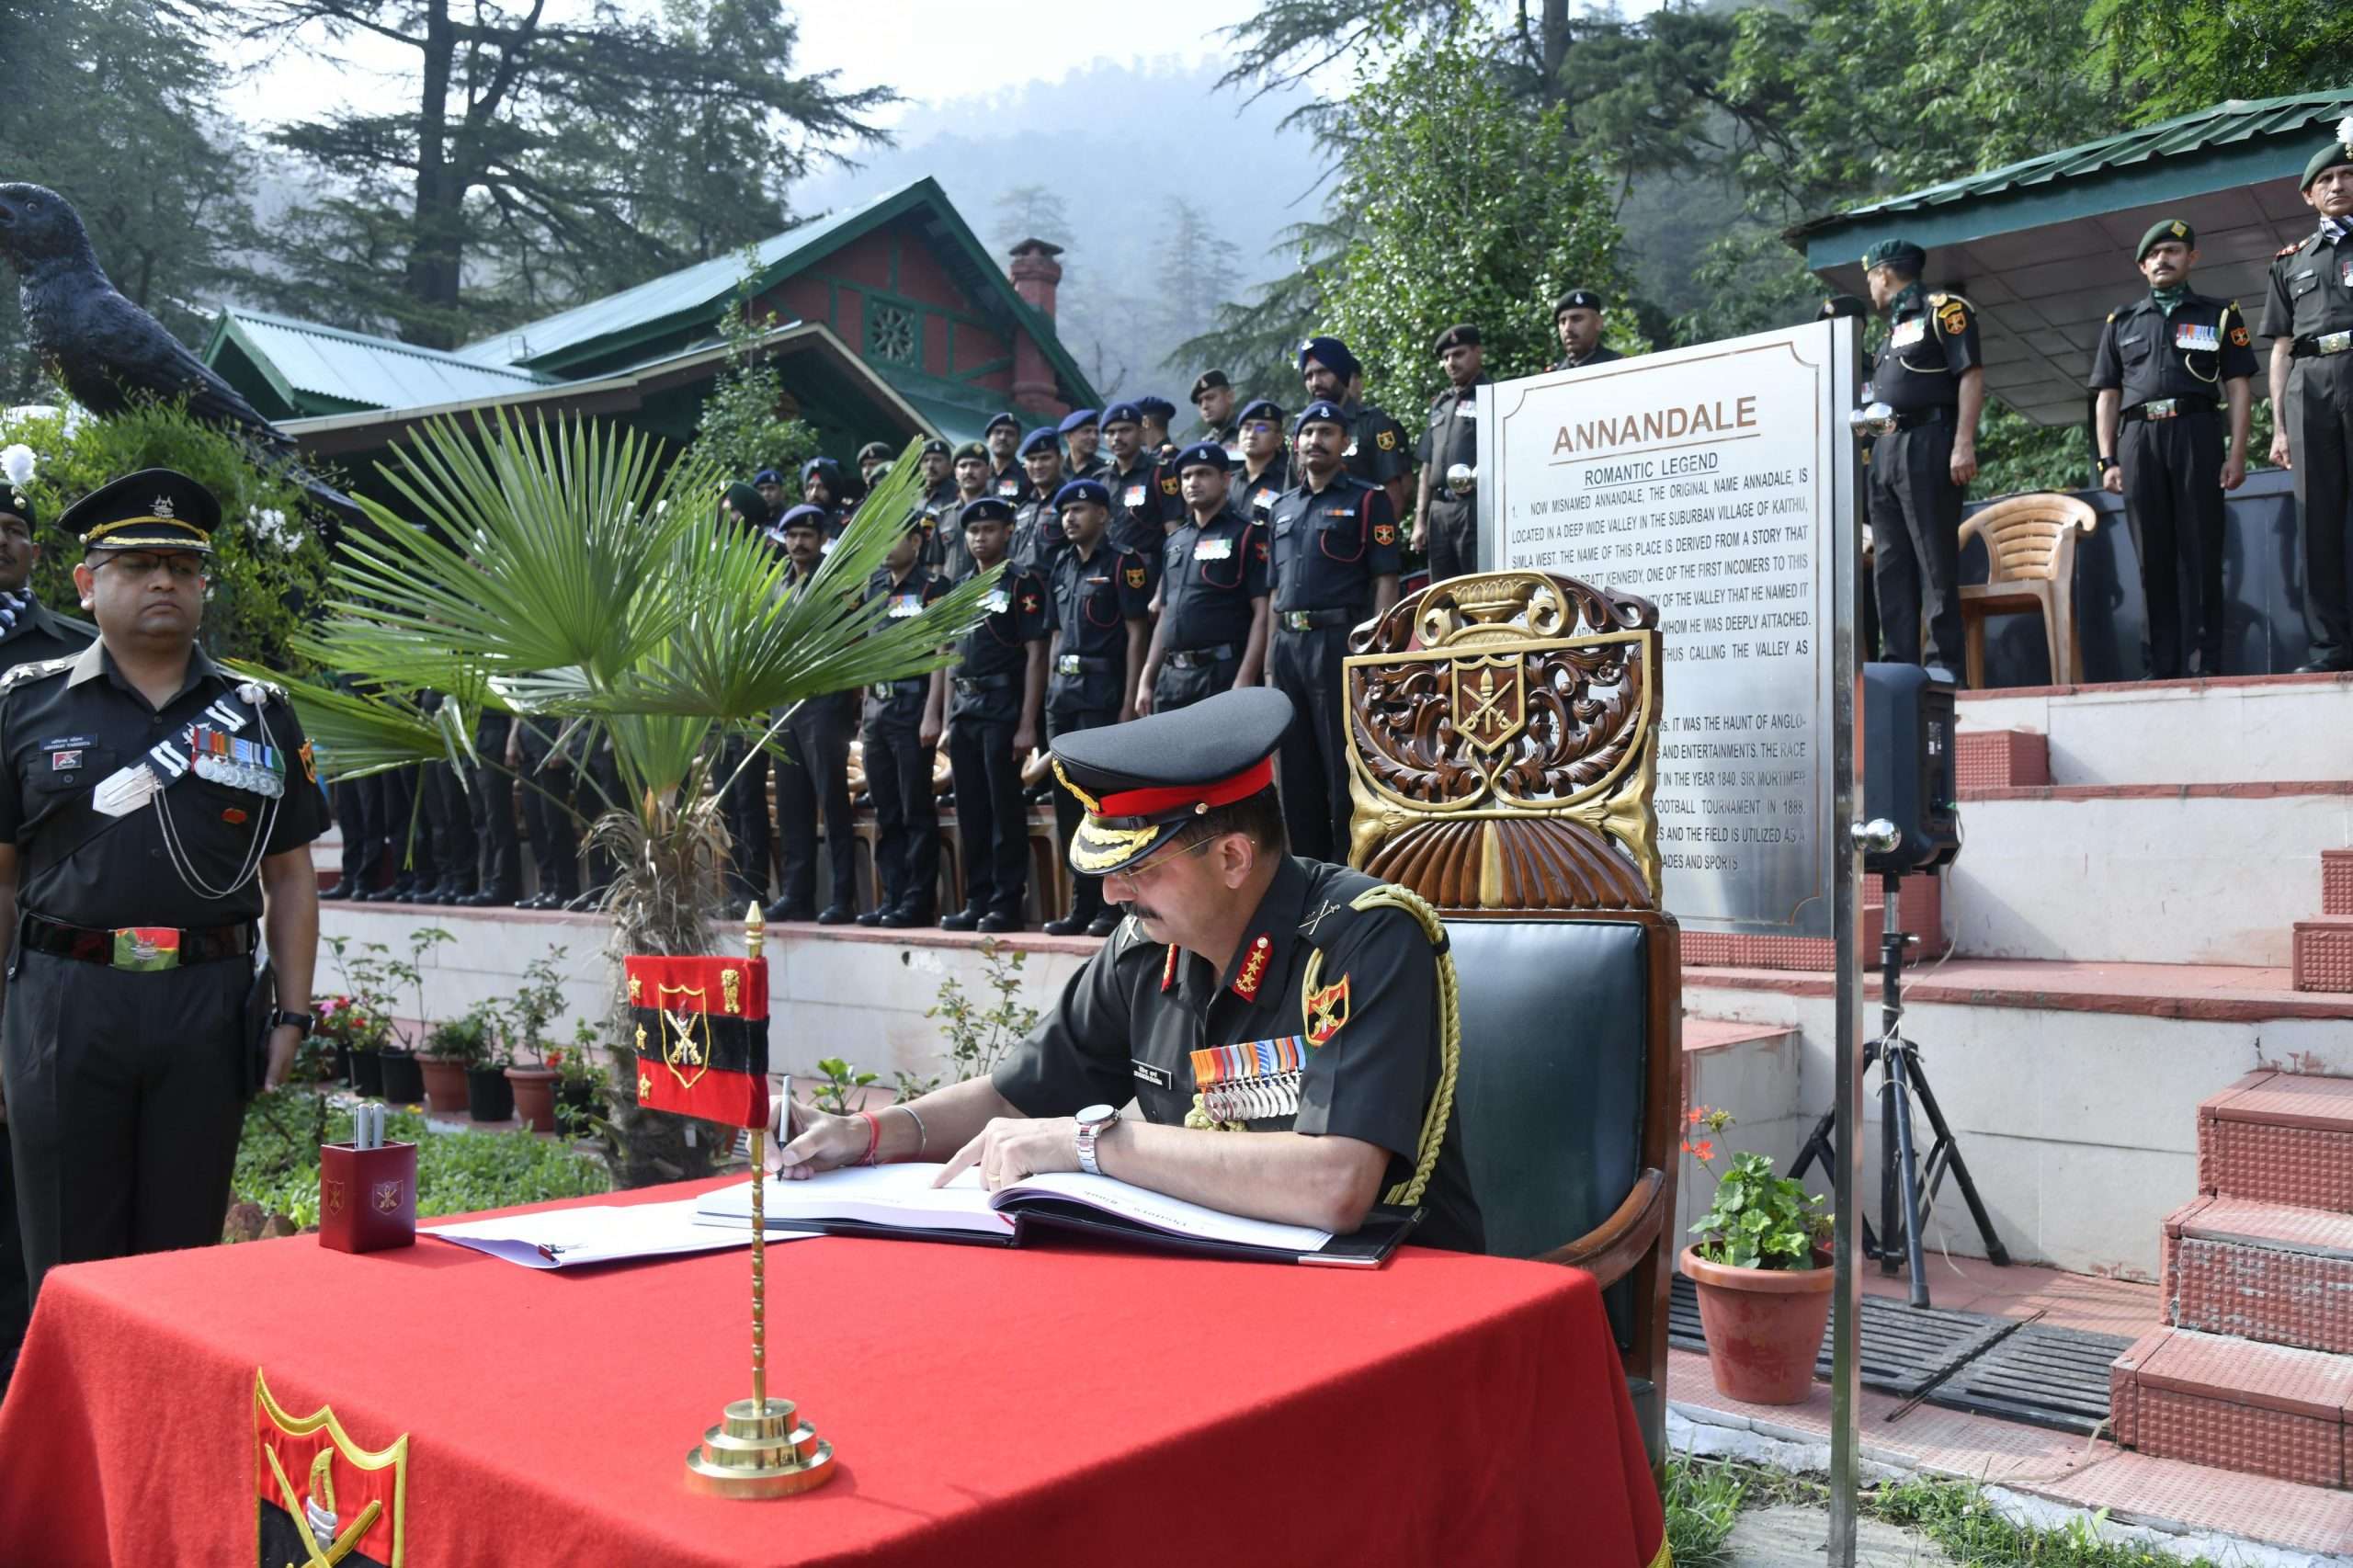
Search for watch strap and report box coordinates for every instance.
[270,1008,314,1037]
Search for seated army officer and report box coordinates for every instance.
[769,687,1483,1251]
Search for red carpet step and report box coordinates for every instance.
[2110,1325,2353,1488]
[2297,918,2353,994]
[2164,1196,2353,1354]
[2200,1072,2353,1212]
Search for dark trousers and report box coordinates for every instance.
[863,708,939,915]
[1151,653,1242,714]
[1047,706,1117,920]
[378,767,422,889]
[777,696,856,915]
[580,743,623,894]
[0,1123,23,1392]
[420,758,476,895]
[719,735,773,905]
[1869,423,1965,672]
[472,713,520,901]
[517,722,581,903]
[3,950,249,1312]
[948,710,1029,917]
[2289,357,2353,661]
[2119,410,2228,677]
[332,778,376,891]
[1427,497,1478,582]
[1269,623,1355,862]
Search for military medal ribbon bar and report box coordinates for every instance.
[624,954,770,1128]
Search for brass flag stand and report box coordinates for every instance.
[683,906,837,1498]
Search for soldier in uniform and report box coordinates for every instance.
[753,467,787,517]
[0,469,327,1315]
[2090,219,2257,679]
[1136,442,1268,716]
[912,437,958,573]
[0,468,90,1391]
[1136,396,1182,463]
[508,715,581,908]
[1010,453,1072,582]
[1190,370,1239,456]
[858,517,949,928]
[801,458,848,532]
[1231,398,1292,525]
[1551,290,1624,372]
[460,705,520,906]
[1297,335,1411,521]
[931,443,989,583]
[765,506,858,925]
[1267,400,1403,862]
[1059,408,1107,480]
[1099,403,1173,594]
[1015,425,1065,512]
[940,498,1049,934]
[767,687,1483,1256]
[856,441,892,489]
[2262,129,2353,673]
[1862,238,1984,678]
[983,413,1025,500]
[1040,478,1153,937]
[413,691,477,903]
[1415,323,1488,583]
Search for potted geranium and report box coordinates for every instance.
[499,951,569,1132]
[466,1007,516,1123]
[416,1013,485,1114]
[1680,1107,1835,1405]
[551,1021,611,1138]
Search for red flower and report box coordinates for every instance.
[1694,1141,1715,1161]
[545,1049,564,1067]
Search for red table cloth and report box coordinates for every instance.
[0,1176,1666,1567]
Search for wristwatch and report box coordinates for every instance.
[2096,454,2117,473]
[1074,1104,1120,1176]
[270,1008,315,1038]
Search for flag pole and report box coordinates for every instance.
[746,902,767,1416]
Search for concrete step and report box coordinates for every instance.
[2328,849,2353,918]
[2200,1071,2353,1212]
[2111,1325,2353,1488]
[2299,918,2353,994]
[2165,1195,2353,1355]
[1957,671,2353,787]
[1677,872,1946,971]
[1676,1017,1803,1245]
[1942,783,2352,967]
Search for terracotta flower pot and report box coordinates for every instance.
[506,1065,560,1132]
[1680,1244,1835,1405]
[415,1054,472,1113]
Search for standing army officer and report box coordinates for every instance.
[1015,425,1066,512]
[858,517,949,928]
[1297,335,1412,522]
[2090,219,2257,679]
[1040,479,1153,937]
[1190,370,1240,458]
[0,470,325,1313]
[1551,290,1624,372]
[940,498,1049,934]
[1059,408,1107,481]
[983,413,1025,501]
[1231,399,1292,525]
[1099,403,1173,595]
[1415,323,1488,582]
[0,467,91,1391]
[766,506,858,925]
[1862,237,1984,678]
[1267,400,1403,863]
[2262,128,2353,673]
[1136,442,1269,716]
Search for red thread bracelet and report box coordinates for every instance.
[858,1109,881,1165]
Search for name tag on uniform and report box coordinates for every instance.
[2175,322,2220,352]
[887,594,924,617]
[1122,483,1147,507]
[1193,537,1234,562]
[982,589,1010,614]
[1891,317,1927,348]
[1131,1059,1174,1090]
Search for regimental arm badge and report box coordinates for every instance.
[1375,427,1397,451]
[1373,521,1397,547]
[1934,296,1971,337]
[1305,974,1351,1046]
[254,1369,406,1568]
[1124,564,1146,589]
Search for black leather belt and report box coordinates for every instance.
[1889,405,1953,431]
[2291,332,2353,358]
[1277,607,1362,632]
[2122,396,2219,423]
[1054,653,1113,675]
[954,673,1016,693]
[20,911,256,971]
[1165,645,1238,669]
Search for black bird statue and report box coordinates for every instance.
[0,181,356,522]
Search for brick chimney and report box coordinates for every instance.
[1008,238,1066,414]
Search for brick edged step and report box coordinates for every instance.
[2297,917,2353,994]
[2164,1196,2353,1353]
[2110,1325,2353,1487]
[2325,849,2353,917]
[1954,728,2049,790]
[2200,1071,2353,1211]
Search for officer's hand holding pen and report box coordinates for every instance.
[765,1094,870,1179]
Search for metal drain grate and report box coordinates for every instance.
[1670,1272,2014,1397]
[1921,1323,2131,1435]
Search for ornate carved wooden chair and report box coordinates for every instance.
[1344,569,1681,1462]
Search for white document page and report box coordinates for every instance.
[695,1164,1016,1238]
[425,1198,824,1268]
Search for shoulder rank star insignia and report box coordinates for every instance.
[1305,974,1350,1046]
[1231,934,1272,1001]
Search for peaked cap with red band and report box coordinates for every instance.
[1050,687,1294,876]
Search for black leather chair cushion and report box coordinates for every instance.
[1446,918,1651,1264]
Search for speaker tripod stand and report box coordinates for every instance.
[1790,871,2008,1308]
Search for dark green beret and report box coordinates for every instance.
[2303,135,2353,191]
[2138,219,2195,260]
[1861,240,1927,276]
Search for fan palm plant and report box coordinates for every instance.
[261,411,994,1185]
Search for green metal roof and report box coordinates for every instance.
[201,308,554,418]
[1797,87,2353,426]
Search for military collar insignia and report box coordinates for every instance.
[1230,933,1273,1001]
[1298,899,1341,937]
[1162,943,1180,993]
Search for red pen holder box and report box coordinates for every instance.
[319,1142,419,1253]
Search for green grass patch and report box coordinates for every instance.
[1872,1475,2218,1567]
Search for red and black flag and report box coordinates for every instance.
[624,954,771,1128]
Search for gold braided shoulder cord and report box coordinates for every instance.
[1297,884,1461,1209]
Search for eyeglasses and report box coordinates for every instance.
[98,553,206,583]
[1104,832,1221,889]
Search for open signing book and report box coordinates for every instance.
[694,1164,1421,1268]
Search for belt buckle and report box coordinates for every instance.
[2144,398,2178,421]
[1282,611,1312,632]
[1056,653,1082,676]
[111,926,181,971]
[2321,331,2352,356]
